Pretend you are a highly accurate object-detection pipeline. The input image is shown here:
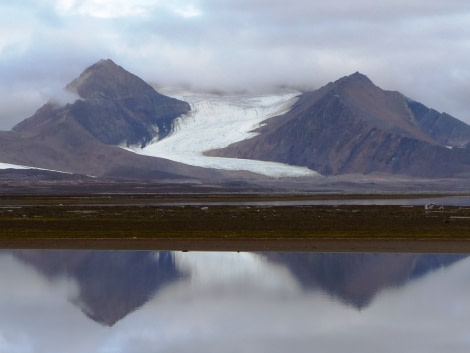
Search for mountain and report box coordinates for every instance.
[0,60,228,181]
[15,59,190,148]
[207,72,470,177]
[2,61,470,182]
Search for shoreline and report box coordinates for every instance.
[2,193,470,253]
[3,237,470,253]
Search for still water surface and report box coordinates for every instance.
[1,250,470,353]
[161,195,470,206]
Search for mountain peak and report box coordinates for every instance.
[350,71,368,79]
[66,59,155,100]
[336,71,374,87]
[82,59,129,78]
[92,58,118,68]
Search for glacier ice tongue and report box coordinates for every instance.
[127,90,318,178]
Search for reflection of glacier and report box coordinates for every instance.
[126,90,318,177]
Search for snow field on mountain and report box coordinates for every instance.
[0,162,71,174]
[0,163,29,170]
[131,90,318,177]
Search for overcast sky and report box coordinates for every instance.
[1,0,470,129]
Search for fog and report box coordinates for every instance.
[1,1,470,129]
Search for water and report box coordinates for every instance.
[136,195,470,207]
[0,250,469,352]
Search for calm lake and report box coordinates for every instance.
[1,250,470,352]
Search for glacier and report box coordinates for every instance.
[127,89,318,178]
[0,90,319,177]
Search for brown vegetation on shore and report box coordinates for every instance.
[1,194,470,252]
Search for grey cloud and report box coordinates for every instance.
[1,0,470,130]
[205,0,470,21]
[0,45,99,129]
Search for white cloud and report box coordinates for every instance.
[55,0,158,18]
[173,4,202,18]
[55,0,203,19]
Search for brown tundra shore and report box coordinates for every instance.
[1,193,470,253]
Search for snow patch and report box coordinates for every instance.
[126,89,319,178]
[0,163,30,170]
[0,162,70,174]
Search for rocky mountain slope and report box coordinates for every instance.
[0,60,227,180]
[207,73,470,177]
[15,59,190,148]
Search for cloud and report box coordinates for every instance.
[0,253,107,353]
[173,5,202,18]
[0,0,470,130]
[55,0,203,19]
[55,0,159,18]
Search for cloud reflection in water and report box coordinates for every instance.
[0,251,469,353]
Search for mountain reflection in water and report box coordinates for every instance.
[1,250,470,353]
[10,250,183,326]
